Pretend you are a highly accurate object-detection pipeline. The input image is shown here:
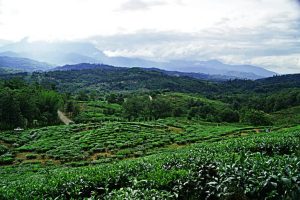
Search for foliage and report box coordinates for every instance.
[241,109,273,126]
[0,125,299,199]
[0,79,63,129]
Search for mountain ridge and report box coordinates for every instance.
[0,56,52,72]
[0,40,277,79]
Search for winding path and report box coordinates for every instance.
[57,110,74,125]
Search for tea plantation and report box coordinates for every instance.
[0,121,299,199]
[1,78,300,199]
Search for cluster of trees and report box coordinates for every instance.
[186,99,239,123]
[123,95,172,121]
[121,93,276,126]
[0,79,63,130]
[224,90,300,113]
[64,100,80,117]
[122,94,240,123]
[239,109,272,126]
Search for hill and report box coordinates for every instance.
[0,56,52,72]
[34,63,300,96]
[32,64,218,93]
[1,121,299,199]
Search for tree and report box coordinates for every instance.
[241,109,272,126]
[77,91,89,101]
[0,89,24,129]
[149,98,172,119]
[219,108,239,123]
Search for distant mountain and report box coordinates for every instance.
[0,40,277,79]
[163,60,276,79]
[140,68,236,81]
[0,51,21,57]
[0,39,107,65]
[53,63,117,71]
[0,56,52,72]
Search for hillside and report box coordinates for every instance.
[0,56,52,72]
[32,64,218,93]
[271,105,300,125]
[1,122,299,199]
[30,64,300,96]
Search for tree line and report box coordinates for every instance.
[0,79,63,130]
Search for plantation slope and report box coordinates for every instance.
[0,121,256,166]
[0,125,299,199]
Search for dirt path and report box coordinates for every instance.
[0,140,12,148]
[57,110,74,125]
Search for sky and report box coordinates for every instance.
[0,0,300,73]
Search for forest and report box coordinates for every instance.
[0,79,63,129]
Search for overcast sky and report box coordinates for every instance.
[0,0,300,73]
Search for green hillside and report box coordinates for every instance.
[271,106,300,125]
[32,67,217,94]
[0,71,300,199]
[0,124,299,199]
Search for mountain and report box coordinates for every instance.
[163,60,276,79]
[0,51,21,57]
[0,56,52,72]
[53,63,117,71]
[0,39,107,65]
[0,40,276,79]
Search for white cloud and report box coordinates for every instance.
[118,0,166,11]
[0,0,299,73]
[104,48,155,58]
[250,55,300,74]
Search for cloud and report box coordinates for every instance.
[118,0,166,11]
[89,11,300,73]
[0,0,2,16]
[0,0,300,73]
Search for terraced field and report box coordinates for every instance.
[0,123,299,199]
[0,120,254,166]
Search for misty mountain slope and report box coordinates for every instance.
[0,56,52,72]
[164,60,276,79]
[0,40,276,79]
[0,40,107,65]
